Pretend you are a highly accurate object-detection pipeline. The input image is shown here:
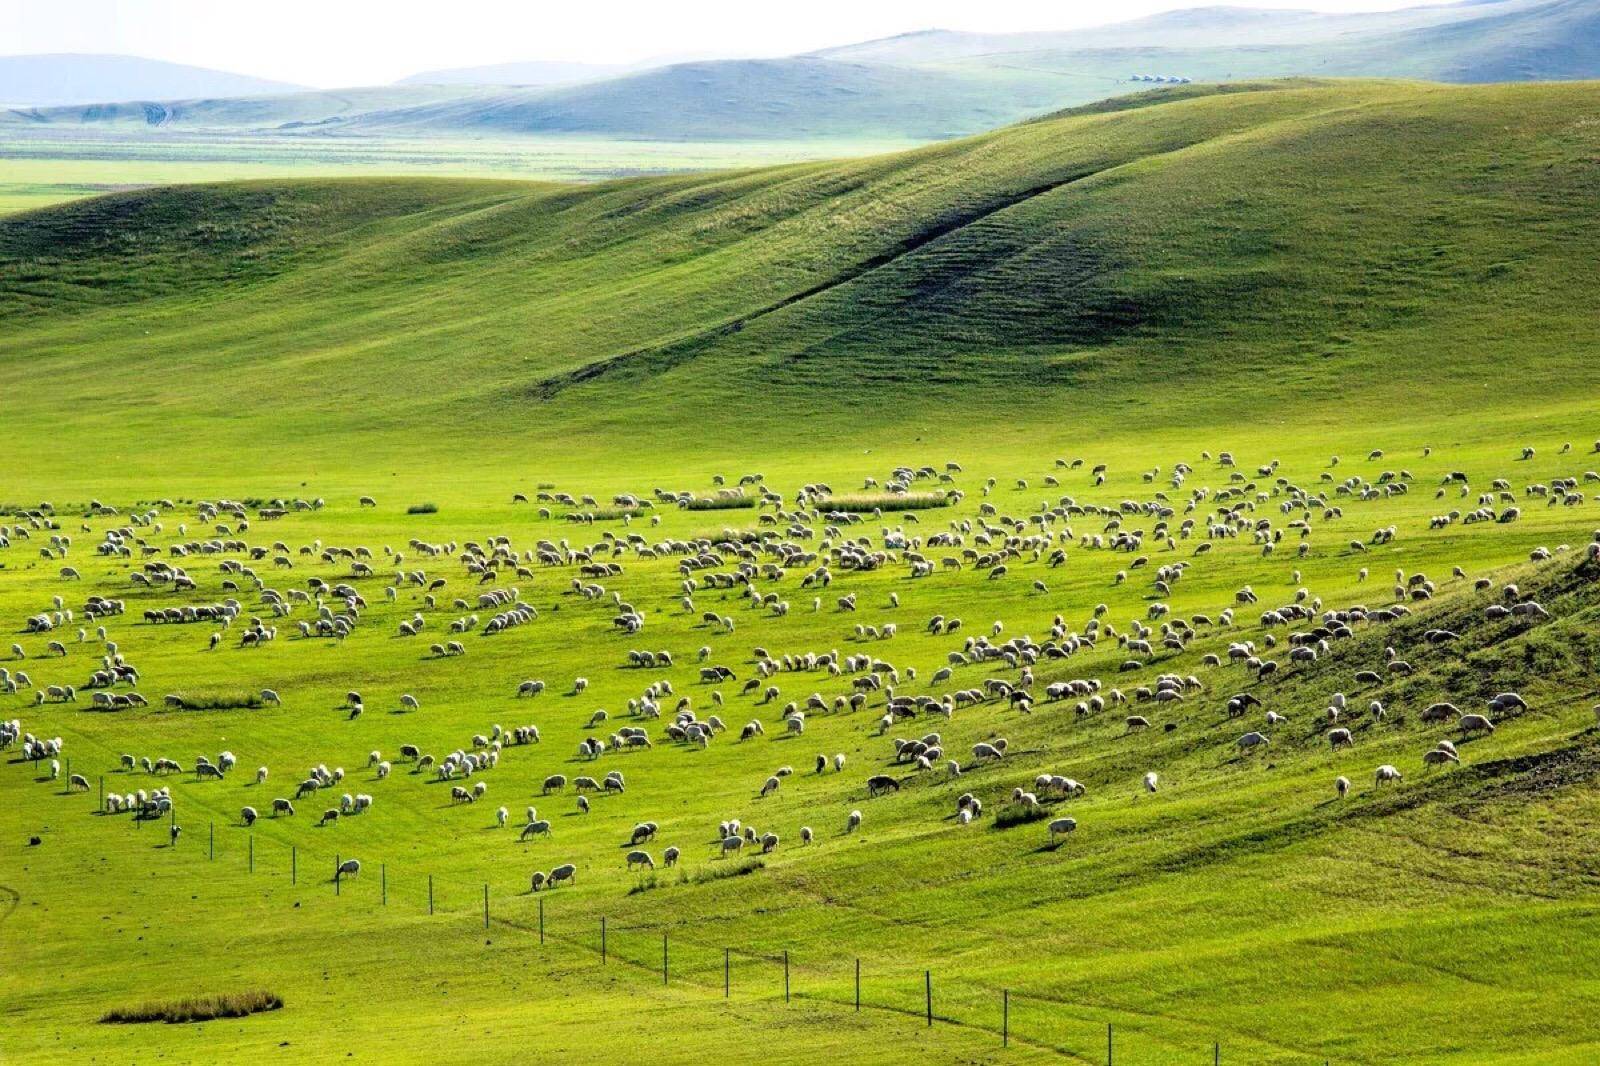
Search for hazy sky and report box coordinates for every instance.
[4,0,1430,86]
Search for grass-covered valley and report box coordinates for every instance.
[4,79,1600,1064]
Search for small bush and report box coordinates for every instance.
[816,492,951,512]
[101,989,282,1024]
[993,804,1049,830]
[683,495,756,511]
[406,502,439,514]
[163,691,262,711]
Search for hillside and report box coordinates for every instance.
[1,58,1071,139]
[396,59,633,87]
[0,84,502,131]
[349,57,1073,139]
[3,79,1598,490]
[0,52,303,106]
[7,78,1600,1065]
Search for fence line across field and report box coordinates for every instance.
[124,820,1341,1064]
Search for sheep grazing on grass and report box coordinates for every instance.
[1375,764,1403,786]
[496,805,509,828]
[241,806,258,826]
[521,820,553,840]
[1143,772,1159,793]
[866,774,900,796]
[335,858,360,882]
[626,849,655,870]
[799,827,813,845]
[663,846,681,867]
[720,834,744,857]
[847,809,863,833]
[548,863,577,887]
[272,798,295,817]
[1458,713,1496,735]
[1048,817,1077,841]
[319,809,340,826]
[761,832,780,854]
[1237,731,1270,754]
[1423,747,1460,769]
[1335,776,1350,799]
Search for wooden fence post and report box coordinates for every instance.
[427,874,434,915]
[925,970,932,1027]
[784,949,790,1002]
[483,883,489,929]
[1003,989,1009,1047]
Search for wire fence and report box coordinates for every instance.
[82,785,1344,1065]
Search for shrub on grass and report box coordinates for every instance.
[101,989,282,1024]
[815,491,951,512]
[993,803,1049,829]
[406,502,439,514]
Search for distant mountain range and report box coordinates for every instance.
[6,0,1600,139]
[0,53,303,107]
[395,60,631,88]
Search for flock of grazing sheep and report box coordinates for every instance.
[5,440,1600,897]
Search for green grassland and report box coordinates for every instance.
[0,129,921,217]
[4,80,1600,1064]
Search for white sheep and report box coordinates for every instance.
[1048,817,1077,840]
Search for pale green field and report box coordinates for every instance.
[0,129,923,216]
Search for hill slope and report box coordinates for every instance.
[349,57,1073,139]
[3,79,1598,489]
[396,59,632,87]
[0,52,303,106]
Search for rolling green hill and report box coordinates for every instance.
[6,81,1600,1064]
[3,79,1598,492]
